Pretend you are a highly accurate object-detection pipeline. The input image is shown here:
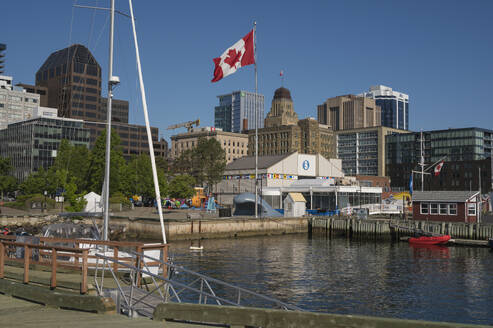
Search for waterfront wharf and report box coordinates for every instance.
[1,292,490,328]
[310,217,493,242]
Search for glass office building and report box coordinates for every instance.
[336,126,408,177]
[386,128,493,192]
[215,90,264,133]
[362,85,409,130]
[0,117,90,181]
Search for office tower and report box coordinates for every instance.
[317,95,381,131]
[386,128,493,192]
[215,90,264,133]
[36,44,102,121]
[362,85,409,130]
[335,126,408,176]
[0,116,90,181]
[36,44,167,159]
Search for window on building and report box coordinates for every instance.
[439,204,448,215]
[420,203,429,215]
[449,203,457,215]
[74,62,85,73]
[467,203,476,216]
[430,203,438,215]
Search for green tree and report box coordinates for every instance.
[169,175,195,199]
[174,138,225,193]
[86,129,126,196]
[64,178,87,212]
[19,167,47,195]
[54,139,90,193]
[0,157,17,200]
[121,154,169,199]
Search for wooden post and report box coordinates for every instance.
[136,246,142,287]
[81,249,88,294]
[113,247,119,272]
[24,245,30,284]
[51,248,57,289]
[162,245,168,279]
[0,242,4,278]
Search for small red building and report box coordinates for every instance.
[412,191,480,223]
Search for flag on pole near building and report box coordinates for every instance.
[280,70,284,76]
[434,160,444,176]
[409,173,413,195]
[211,30,255,82]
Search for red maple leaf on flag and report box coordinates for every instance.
[224,48,242,68]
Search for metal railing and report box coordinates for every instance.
[93,249,302,318]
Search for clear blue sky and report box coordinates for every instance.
[3,0,493,141]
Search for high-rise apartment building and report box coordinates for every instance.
[361,85,409,130]
[0,76,40,130]
[317,95,381,131]
[35,44,167,159]
[249,87,335,159]
[386,128,493,192]
[0,44,6,74]
[215,90,264,133]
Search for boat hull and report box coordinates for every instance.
[409,235,451,245]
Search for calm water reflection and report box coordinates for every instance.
[168,234,493,325]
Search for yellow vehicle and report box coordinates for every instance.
[191,187,207,208]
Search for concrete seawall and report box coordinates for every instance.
[106,216,308,241]
[0,214,308,241]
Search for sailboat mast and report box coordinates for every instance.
[128,0,167,244]
[102,0,115,241]
[254,21,258,219]
[420,130,424,192]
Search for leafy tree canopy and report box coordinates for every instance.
[169,175,195,199]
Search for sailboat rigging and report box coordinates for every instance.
[76,0,167,243]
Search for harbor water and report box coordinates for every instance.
[168,233,493,325]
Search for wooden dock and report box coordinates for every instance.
[310,217,493,242]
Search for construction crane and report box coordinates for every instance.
[166,119,200,132]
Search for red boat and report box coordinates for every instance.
[409,235,451,245]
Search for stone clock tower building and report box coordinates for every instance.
[248,87,335,159]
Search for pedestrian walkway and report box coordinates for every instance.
[0,294,208,328]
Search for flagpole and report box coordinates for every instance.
[254,21,258,219]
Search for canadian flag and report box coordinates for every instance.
[211,30,255,83]
[434,160,444,176]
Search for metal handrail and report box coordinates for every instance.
[128,249,303,310]
[92,249,302,316]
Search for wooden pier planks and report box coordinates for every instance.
[311,217,493,242]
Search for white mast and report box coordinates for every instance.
[420,130,424,192]
[254,21,259,218]
[128,0,167,243]
[102,0,115,241]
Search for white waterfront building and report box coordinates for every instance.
[214,152,382,211]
